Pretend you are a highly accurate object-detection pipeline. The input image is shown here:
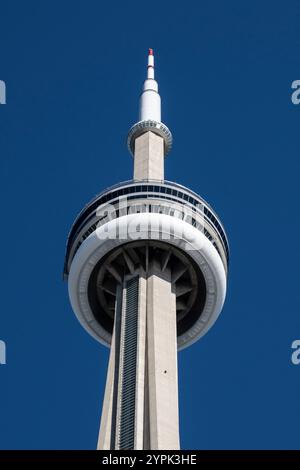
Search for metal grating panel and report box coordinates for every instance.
[118,276,139,449]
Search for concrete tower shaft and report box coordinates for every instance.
[98,255,180,450]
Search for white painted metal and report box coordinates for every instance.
[139,50,161,122]
[68,213,227,350]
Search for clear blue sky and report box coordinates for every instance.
[1,0,300,450]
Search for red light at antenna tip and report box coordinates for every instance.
[148,48,154,56]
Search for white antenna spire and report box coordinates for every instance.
[127,49,173,158]
[147,48,155,79]
[139,48,161,122]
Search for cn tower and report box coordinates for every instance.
[64,49,229,450]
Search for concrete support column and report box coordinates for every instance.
[97,287,122,450]
[134,131,164,181]
[97,330,116,450]
[146,260,180,450]
[97,273,147,450]
[97,262,180,450]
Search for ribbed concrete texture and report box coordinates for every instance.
[133,131,164,181]
[97,262,180,450]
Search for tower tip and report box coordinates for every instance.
[148,48,154,56]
